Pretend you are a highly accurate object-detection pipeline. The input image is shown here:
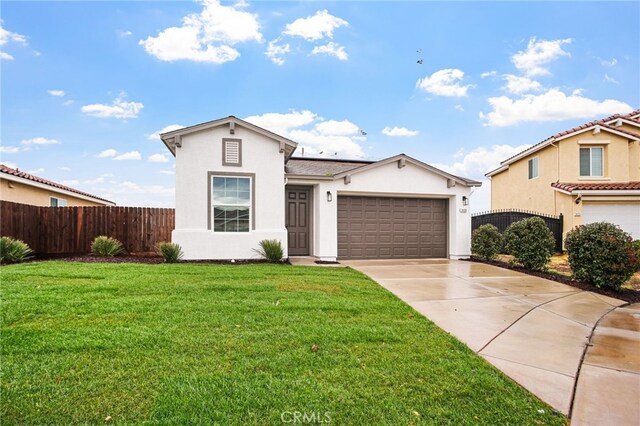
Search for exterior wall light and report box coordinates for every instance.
[327,191,333,202]
[462,196,469,206]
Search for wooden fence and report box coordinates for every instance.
[0,201,175,255]
[472,209,564,253]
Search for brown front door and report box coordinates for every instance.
[286,187,311,256]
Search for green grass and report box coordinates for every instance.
[1,262,565,425]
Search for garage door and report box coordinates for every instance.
[337,196,448,259]
[582,203,640,240]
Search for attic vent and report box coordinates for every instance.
[223,138,242,166]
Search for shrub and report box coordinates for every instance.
[503,217,555,271]
[0,236,34,264]
[633,240,640,271]
[254,239,284,262]
[91,236,124,257]
[157,242,183,263]
[471,224,503,261]
[565,222,636,291]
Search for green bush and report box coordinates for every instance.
[0,236,34,264]
[157,242,183,263]
[633,240,640,271]
[254,239,284,262]
[565,222,636,291]
[91,236,124,257]
[471,224,503,261]
[503,217,555,271]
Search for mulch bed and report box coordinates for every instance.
[12,255,288,266]
[468,257,640,304]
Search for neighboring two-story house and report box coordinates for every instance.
[0,164,114,207]
[486,109,640,241]
[161,115,481,261]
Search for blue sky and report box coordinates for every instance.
[1,1,638,211]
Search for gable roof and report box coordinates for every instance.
[160,115,298,159]
[0,164,115,205]
[486,109,640,177]
[551,181,640,194]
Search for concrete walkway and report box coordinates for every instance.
[342,259,639,423]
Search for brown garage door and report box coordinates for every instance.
[337,196,448,259]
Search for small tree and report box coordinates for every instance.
[503,217,555,271]
[565,222,636,291]
[471,224,503,260]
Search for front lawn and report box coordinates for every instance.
[1,262,564,425]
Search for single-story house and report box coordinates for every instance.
[0,164,114,207]
[161,116,481,261]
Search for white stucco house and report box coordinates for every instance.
[161,116,481,261]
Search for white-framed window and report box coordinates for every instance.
[528,157,539,180]
[579,147,604,177]
[211,176,251,232]
[50,197,67,207]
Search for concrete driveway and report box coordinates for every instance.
[343,259,640,424]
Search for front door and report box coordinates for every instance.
[286,187,311,256]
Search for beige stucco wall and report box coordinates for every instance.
[490,142,559,216]
[0,178,106,207]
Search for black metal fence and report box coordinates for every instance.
[472,209,564,252]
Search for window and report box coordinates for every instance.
[212,176,251,232]
[580,147,603,177]
[528,157,539,179]
[50,197,67,207]
[223,138,242,166]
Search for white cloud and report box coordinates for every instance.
[0,23,27,60]
[481,71,497,78]
[382,126,419,137]
[283,10,348,41]
[21,137,60,145]
[139,0,262,64]
[97,149,118,158]
[48,89,65,97]
[114,151,142,161]
[244,110,316,135]
[604,74,619,84]
[81,93,143,119]
[454,104,465,112]
[601,58,617,67]
[265,39,290,65]
[315,119,359,136]
[310,41,348,61]
[147,124,186,140]
[159,170,175,175]
[84,176,106,185]
[2,161,18,170]
[502,74,542,94]
[416,68,472,97]
[118,30,133,38]
[512,37,572,77]
[148,153,169,163]
[58,166,71,171]
[433,144,531,212]
[109,181,174,196]
[61,179,80,186]
[480,89,632,127]
[63,100,74,107]
[28,168,45,175]
[0,146,20,154]
[245,110,365,159]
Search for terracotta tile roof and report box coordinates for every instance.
[497,110,640,167]
[551,181,640,193]
[285,158,373,176]
[0,164,114,204]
